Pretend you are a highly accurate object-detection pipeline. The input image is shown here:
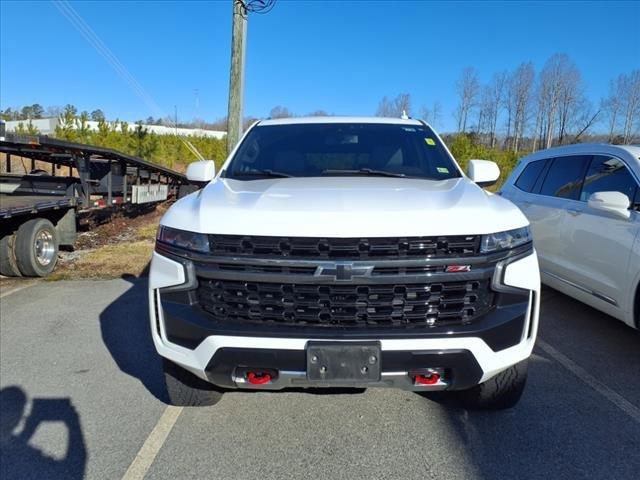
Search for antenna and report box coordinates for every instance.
[400,110,409,120]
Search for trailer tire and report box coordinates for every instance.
[0,233,22,277]
[15,218,59,277]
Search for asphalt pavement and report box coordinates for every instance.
[1,278,639,480]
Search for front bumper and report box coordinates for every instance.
[148,248,540,391]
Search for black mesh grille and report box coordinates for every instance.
[208,235,480,259]
[196,279,494,328]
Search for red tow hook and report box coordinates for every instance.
[414,373,441,385]
[247,371,272,385]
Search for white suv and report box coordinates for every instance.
[149,117,540,409]
[501,144,640,330]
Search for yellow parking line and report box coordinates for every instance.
[0,281,38,299]
[121,406,184,480]
[537,339,640,424]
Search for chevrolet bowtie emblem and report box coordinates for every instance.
[316,263,373,281]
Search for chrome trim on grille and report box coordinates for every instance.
[155,241,533,286]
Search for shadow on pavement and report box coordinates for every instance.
[0,386,86,480]
[99,276,168,403]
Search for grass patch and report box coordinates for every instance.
[44,204,165,281]
[136,222,159,241]
[48,240,154,281]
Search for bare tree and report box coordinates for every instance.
[45,105,62,118]
[421,101,442,129]
[376,93,412,117]
[269,106,293,118]
[455,67,479,133]
[621,70,640,144]
[487,72,507,148]
[376,96,394,117]
[476,86,490,137]
[572,105,601,143]
[555,59,583,145]
[603,76,624,142]
[538,54,578,148]
[509,62,535,152]
[394,93,412,117]
[532,79,548,152]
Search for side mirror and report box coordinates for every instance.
[467,159,500,188]
[587,191,631,220]
[186,160,216,186]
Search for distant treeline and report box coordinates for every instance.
[375,54,639,151]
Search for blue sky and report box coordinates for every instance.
[1,0,639,132]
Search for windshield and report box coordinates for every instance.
[223,123,462,180]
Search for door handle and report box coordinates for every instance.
[567,208,581,216]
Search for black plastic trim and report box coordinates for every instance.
[204,347,483,390]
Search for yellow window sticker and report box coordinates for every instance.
[437,167,449,174]
[425,138,436,146]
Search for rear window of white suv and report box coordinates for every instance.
[580,155,637,202]
[515,159,547,192]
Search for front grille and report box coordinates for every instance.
[196,279,494,328]
[208,235,480,259]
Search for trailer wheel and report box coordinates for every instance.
[0,233,22,277]
[15,218,59,277]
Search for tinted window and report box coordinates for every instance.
[580,155,638,202]
[515,159,547,192]
[225,123,461,180]
[539,155,590,200]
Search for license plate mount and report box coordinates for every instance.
[306,341,381,383]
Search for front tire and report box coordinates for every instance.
[14,218,59,277]
[421,360,528,410]
[455,360,528,410]
[163,359,224,407]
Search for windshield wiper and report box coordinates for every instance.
[233,169,293,178]
[321,168,406,178]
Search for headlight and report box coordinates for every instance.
[480,226,532,253]
[156,226,209,253]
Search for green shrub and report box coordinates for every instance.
[446,133,524,190]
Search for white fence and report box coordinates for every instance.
[5,118,226,139]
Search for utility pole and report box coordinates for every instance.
[226,0,247,154]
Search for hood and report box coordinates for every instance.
[161,176,528,237]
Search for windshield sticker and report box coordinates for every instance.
[437,167,449,174]
[425,138,436,146]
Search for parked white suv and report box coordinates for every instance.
[501,143,639,330]
[149,117,540,409]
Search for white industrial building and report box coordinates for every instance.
[4,118,226,139]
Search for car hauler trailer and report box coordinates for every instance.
[0,133,194,277]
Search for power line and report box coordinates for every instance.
[51,0,205,160]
